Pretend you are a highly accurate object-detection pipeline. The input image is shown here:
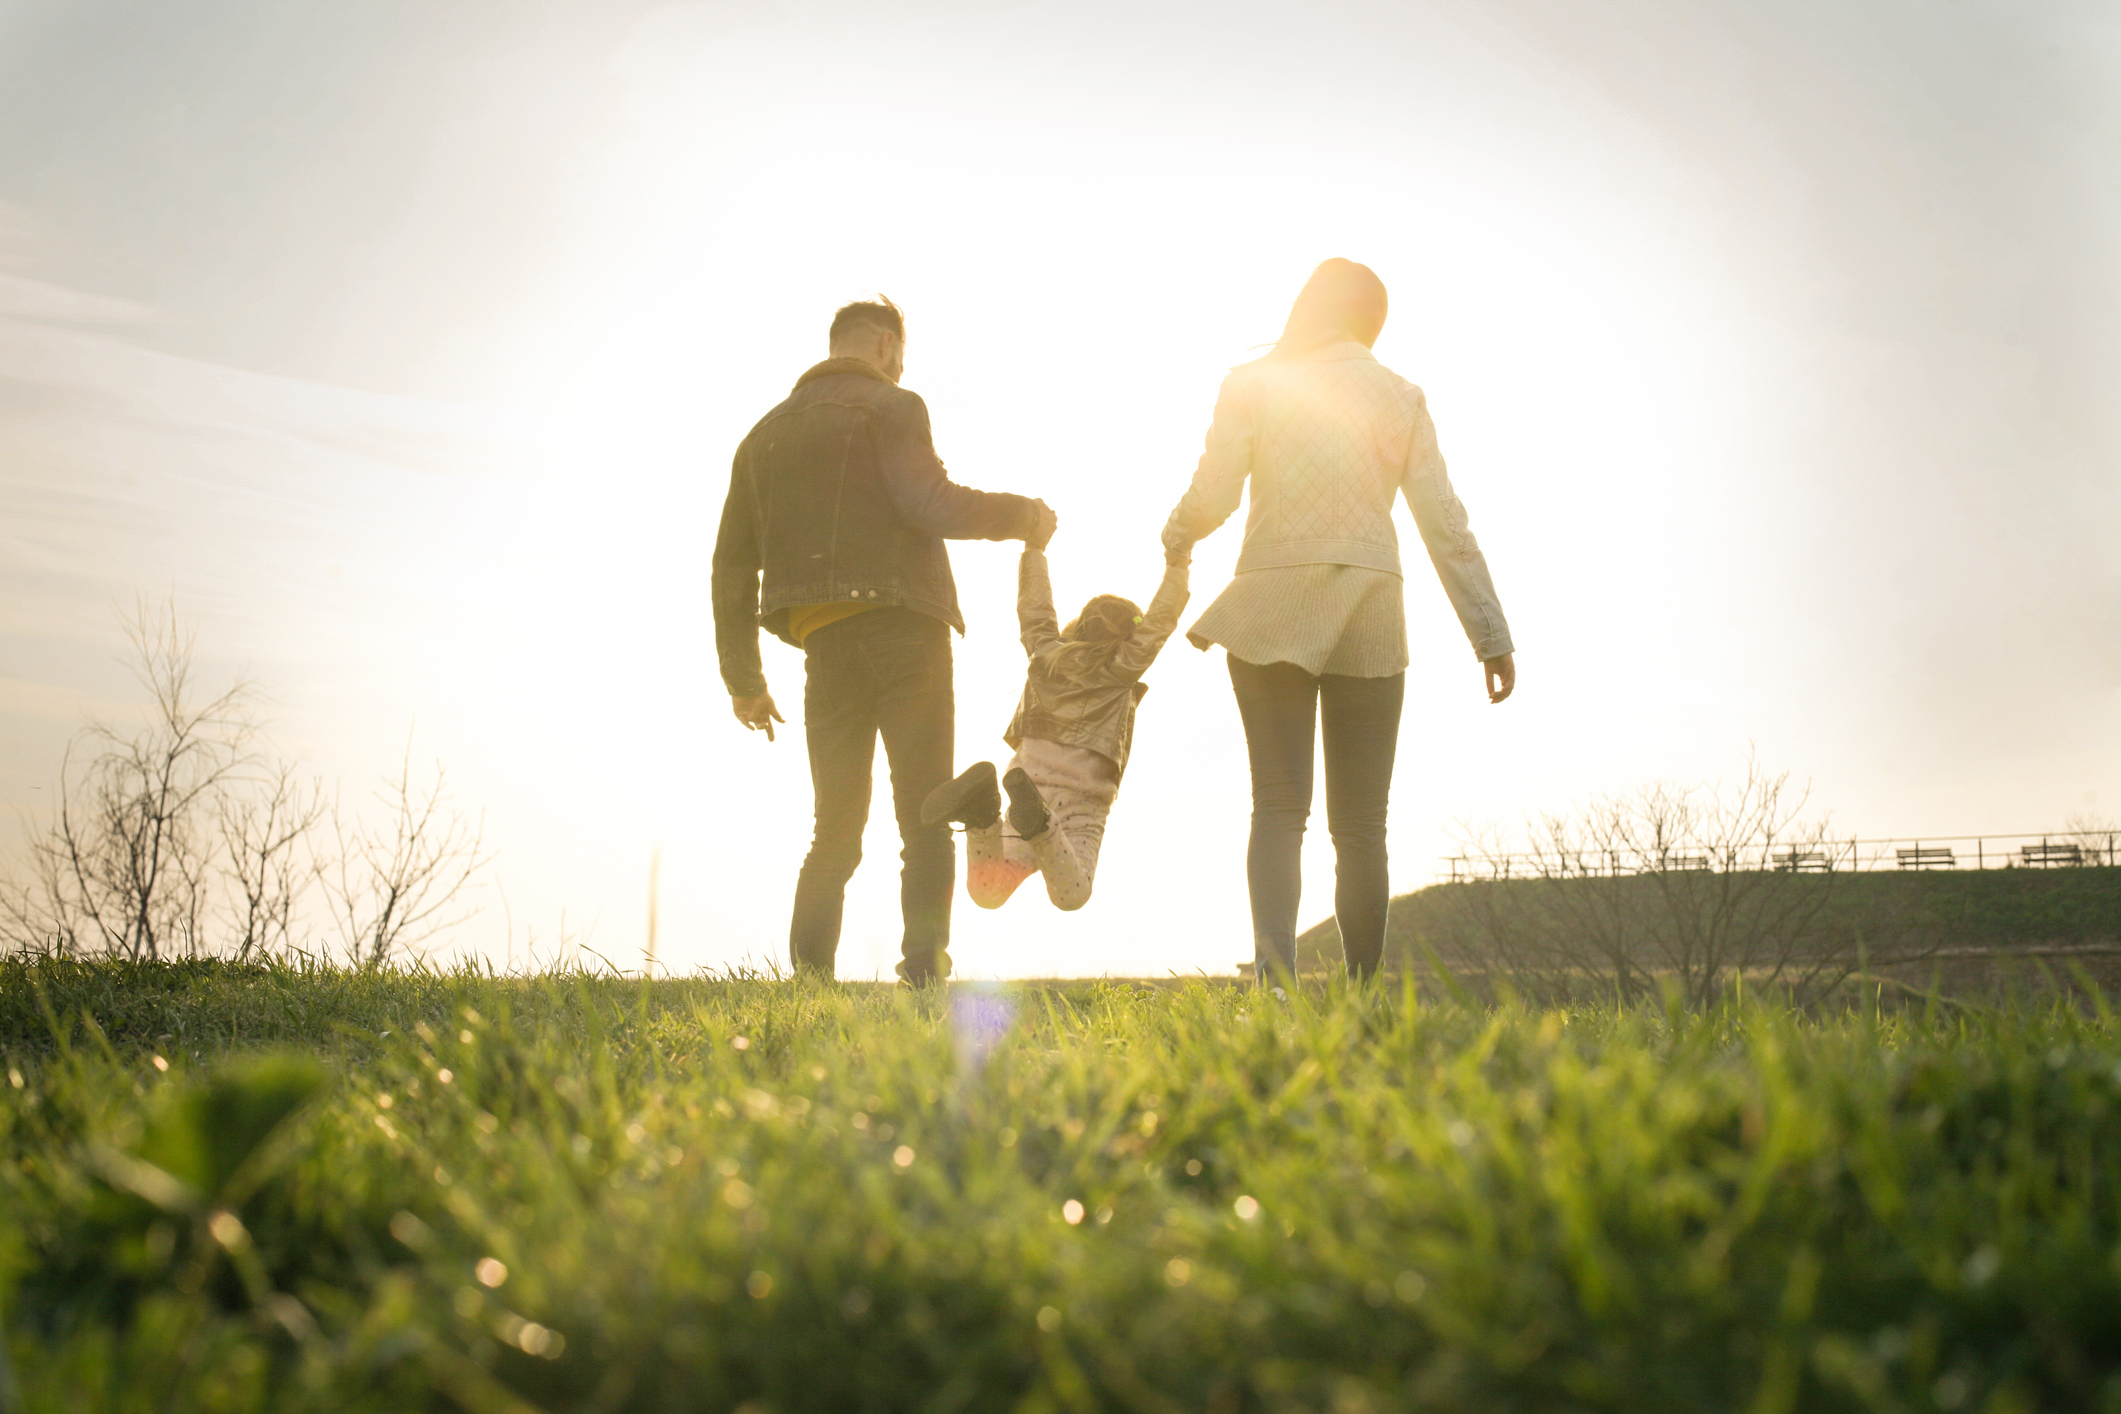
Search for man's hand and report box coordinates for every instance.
[1483,654,1516,704]
[733,691,784,741]
[1026,500,1058,550]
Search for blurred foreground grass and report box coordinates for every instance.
[4,958,2121,1413]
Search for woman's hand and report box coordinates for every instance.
[1484,654,1515,704]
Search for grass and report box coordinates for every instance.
[5,959,2121,1412]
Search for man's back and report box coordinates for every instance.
[714,357,1038,699]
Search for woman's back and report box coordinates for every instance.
[1226,344,1421,574]
[1163,335,1511,680]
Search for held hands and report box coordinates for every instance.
[1026,500,1059,551]
[732,691,784,741]
[1161,520,1196,563]
[1483,654,1515,705]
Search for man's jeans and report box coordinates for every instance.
[790,609,955,982]
[1227,656,1405,981]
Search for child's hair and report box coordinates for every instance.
[1062,593,1143,644]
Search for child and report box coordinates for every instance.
[922,543,1190,910]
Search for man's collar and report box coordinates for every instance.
[795,356,895,390]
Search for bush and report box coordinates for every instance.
[1,601,485,968]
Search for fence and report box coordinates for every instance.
[1438,831,2121,883]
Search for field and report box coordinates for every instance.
[5,961,2121,1412]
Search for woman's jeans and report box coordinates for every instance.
[1228,656,1405,981]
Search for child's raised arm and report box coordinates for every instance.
[1017,547,1063,663]
[1111,555,1191,681]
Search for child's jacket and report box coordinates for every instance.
[1004,549,1189,779]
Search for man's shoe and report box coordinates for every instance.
[1002,766,1051,840]
[896,950,951,988]
[922,762,1000,829]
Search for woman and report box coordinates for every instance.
[1163,259,1516,982]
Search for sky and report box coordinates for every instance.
[1,0,2116,979]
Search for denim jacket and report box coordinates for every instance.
[1003,549,1190,778]
[713,359,1041,696]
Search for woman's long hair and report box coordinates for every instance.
[1268,258,1388,359]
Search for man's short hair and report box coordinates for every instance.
[829,296,905,346]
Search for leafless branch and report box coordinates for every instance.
[219,763,327,962]
[3,598,257,960]
[317,743,491,968]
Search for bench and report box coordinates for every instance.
[2020,842,2084,868]
[1897,846,1955,870]
[1660,854,1712,872]
[1774,850,1831,873]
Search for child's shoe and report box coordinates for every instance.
[1001,766,1051,840]
[923,761,1001,829]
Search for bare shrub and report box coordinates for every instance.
[2,602,255,959]
[2062,812,2120,868]
[316,746,489,968]
[1448,757,1858,1006]
[3,601,489,966]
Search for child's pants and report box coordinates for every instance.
[966,737,1120,911]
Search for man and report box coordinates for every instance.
[713,297,1056,984]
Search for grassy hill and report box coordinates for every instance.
[1298,866,2121,993]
